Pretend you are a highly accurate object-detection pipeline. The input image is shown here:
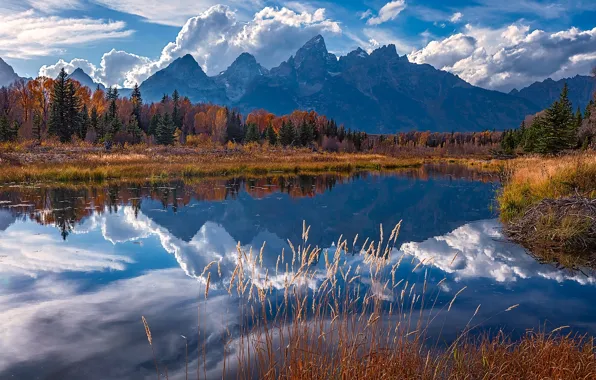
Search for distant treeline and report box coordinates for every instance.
[2,67,593,154]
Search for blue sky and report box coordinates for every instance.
[1,0,595,91]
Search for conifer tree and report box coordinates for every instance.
[131,84,143,130]
[244,123,260,143]
[279,120,295,146]
[127,117,143,144]
[0,115,8,142]
[32,111,42,143]
[149,113,161,136]
[226,110,244,142]
[78,104,89,140]
[265,123,277,145]
[48,68,68,141]
[534,83,576,154]
[156,112,175,145]
[299,121,315,146]
[172,90,181,130]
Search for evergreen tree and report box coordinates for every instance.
[172,90,181,130]
[126,117,143,144]
[279,120,295,146]
[265,123,277,145]
[32,111,42,142]
[337,125,346,142]
[244,123,260,143]
[90,107,98,136]
[226,110,244,142]
[48,68,69,141]
[0,115,8,142]
[130,84,142,129]
[533,83,576,154]
[149,113,161,136]
[299,121,315,146]
[79,104,90,140]
[156,112,175,145]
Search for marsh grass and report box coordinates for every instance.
[498,153,596,264]
[143,222,596,379]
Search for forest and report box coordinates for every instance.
[0,68,514,154]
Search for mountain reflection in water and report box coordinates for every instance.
[1,165,595,380]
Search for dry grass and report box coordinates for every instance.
[143,222,596,379]
[498,152,596,266]
[0,144,506,184]
[498,153,596,222]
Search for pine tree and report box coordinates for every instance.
[279,120,295,146]
[156,112,175,145]
[0,115,8,142]
[66,81,81,140]
[48,68,68,141]
[127,117,143,144]
[79,104,90,140]
[265,123,277,145]
[131,84,143,130]
[244,123,260,143]
[90,107,98,135]
[299,121,315,146]
[226,110,244,142]
[149,113,161,136]
[32,111,42,143]
[534,83,576,154]
[172,90,181,130]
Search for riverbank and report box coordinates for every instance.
[0,144,501,184]
[498,153,596,265]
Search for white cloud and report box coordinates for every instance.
[90,0,262,27]
[0,10,134,59]
[408,23,596,91]
[40,5,342,87]
[39,50,151,87]
[366,0,407,26]
[450,12,463,23]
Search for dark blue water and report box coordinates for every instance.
[0,167,594,379]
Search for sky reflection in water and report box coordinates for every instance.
[0,167,595,379]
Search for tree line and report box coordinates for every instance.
[501,79,596,154]
[3,67,594,154]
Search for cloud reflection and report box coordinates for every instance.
[400,219,595,285]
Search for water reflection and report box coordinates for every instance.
[2,166,595,379]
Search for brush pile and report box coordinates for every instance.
[505,196,596,255]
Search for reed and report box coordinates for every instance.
[143,222,596,379]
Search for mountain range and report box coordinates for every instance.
[1,36,594,133]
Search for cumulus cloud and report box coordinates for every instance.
[39,5,341,88]
[408,23,596,91]
[39,50,151,87]
[366,0,407,26]
[0,10,133,59]
[449,12,463,23]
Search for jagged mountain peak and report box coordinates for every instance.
[68,67,106,91]
[0,57,20,87]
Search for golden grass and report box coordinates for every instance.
[143,222,596,379]
[498,153,596,223]
[498,152,596,266]
[0,144,505,184]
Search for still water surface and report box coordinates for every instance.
[0,165,595,379]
